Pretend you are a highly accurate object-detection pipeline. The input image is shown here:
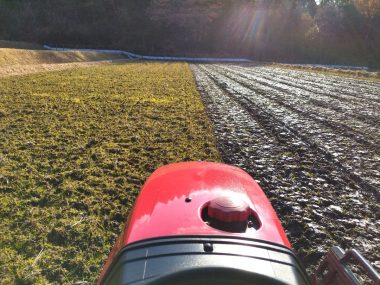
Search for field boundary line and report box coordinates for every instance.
[43,45,251,63]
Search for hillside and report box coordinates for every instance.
[1,0,379,67]
[0,40,43,50]
[0,48,125,66]
[0,45,127,77]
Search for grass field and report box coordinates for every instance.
[0,63,220,284]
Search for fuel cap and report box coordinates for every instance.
[208,196,250,223]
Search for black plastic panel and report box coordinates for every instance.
[99,236,311,285]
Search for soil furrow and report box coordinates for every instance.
[218,65,380,128]
[234,64,380,103]
[191,64,380,274]
[213,65,380,145]
[199,64,380,194]
[264,66,380,101]
[222,64,380,117]
[257,64,380,94]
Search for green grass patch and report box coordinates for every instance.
[0,62,220,284]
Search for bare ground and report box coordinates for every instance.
[191,63,380,273]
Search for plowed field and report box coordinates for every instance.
[191,63,380,272]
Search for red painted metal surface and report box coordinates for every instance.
[124,161,290,246]
[98,162,290,284]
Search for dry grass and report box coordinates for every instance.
[0,60,126,78]
[0,48,126,66]
[0,46,128,77]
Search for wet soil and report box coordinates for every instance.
[191,64,380,273]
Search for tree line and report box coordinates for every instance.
[0,0,379,66]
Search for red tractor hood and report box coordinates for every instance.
[98,162,296,285]
[124,161,289,246]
